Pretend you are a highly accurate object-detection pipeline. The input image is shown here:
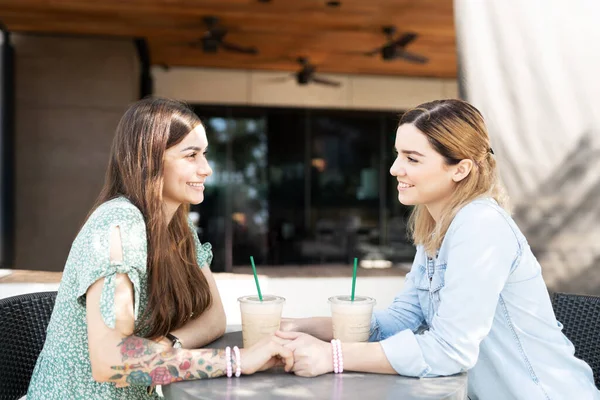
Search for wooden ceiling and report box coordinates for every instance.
[0,0,457,78]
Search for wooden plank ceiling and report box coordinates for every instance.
[0,0,456,78]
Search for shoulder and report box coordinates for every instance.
[453,197,512,227]
[88,197,144,222]
[447,197,520,244]
[85,197,145,229]
[74,197,148,267]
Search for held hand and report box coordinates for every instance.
[239,333,294,375]
[276,331,333,377]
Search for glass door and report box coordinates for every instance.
[192,107,268,271]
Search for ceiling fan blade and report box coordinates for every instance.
[393,32,418,48]
[220,41,259,55]
[397,50,428,64]
[311,76,342,87]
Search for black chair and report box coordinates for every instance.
[551,292,600,389]
[0,291,57,400]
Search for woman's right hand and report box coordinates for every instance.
[276,331,333,377]
[239,333,294,375]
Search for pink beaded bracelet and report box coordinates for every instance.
[337,340,344,373]
[330,339,343,374]
[233,346,242,377]
[225,346,232,378]
[331,339,338,373]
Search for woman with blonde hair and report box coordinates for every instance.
[27,98,293,399]
[278,99,599,399]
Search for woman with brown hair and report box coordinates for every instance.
[27,98,293,399]
[278,99,599,399]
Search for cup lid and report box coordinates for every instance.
[237,295,285,304]
[328,295,376,305]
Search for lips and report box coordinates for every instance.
[397,181,414,189]
[187,182,205,189]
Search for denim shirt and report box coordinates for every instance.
[370,198,599,400]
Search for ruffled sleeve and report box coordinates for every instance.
[76,201,148,329]
[188,219,213,269]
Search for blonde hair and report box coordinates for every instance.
[401,99,510,256]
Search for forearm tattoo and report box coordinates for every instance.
[108,336,226,386]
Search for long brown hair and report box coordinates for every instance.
[401,99,510,256]
[91,97,212,338]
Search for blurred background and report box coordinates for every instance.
[0,0,598,318]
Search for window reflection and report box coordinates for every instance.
[193,106,415,271]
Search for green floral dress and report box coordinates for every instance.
[27,197,212,399]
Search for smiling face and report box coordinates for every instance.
[162,124,212,216]
[390,123,469,220]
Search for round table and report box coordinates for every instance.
[162,331,468,400]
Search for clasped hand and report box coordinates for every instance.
[243,331,333,378]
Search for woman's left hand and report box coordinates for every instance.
[275,331,333,377]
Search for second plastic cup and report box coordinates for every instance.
[329,295,376,342]
[238,295,286,348]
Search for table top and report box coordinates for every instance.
[162,332,468,400]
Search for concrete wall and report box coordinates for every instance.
[14,34,139,271]
[152,66,459,109]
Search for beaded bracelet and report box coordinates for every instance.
[331,339,339,373]
[233,346,242,377]
[225,346,232,378]
[330,339,344,374]
[336,339,344,373]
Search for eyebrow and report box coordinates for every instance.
[399,149,425,157]
[180,146,206,152]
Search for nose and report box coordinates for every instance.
[389,157,405,177]
[198,158,213,177]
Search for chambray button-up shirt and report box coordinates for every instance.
[370,198,599,400]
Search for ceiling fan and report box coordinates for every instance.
[365,26,428,64]
[292,57,341,87]
[190,16,259,55]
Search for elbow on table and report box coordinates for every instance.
[89,349,123,383]
[456,349,479,373]
[90,359,114,383]
[429,355,476,377]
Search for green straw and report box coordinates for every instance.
[250,256,263,301]
[351,257,358,301]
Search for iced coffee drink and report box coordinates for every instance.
[238,295,286,348]
[329,295,376,342]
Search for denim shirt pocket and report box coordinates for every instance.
[414,261,447,325]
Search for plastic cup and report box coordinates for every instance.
[238,295,285,348]
[329,295,376,342]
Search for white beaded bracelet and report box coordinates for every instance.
[225,346,232,378]
[336,339,344,373]
[331,339,343,373]
[233,346,242,377]
[331,339,342,374]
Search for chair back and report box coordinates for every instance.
[0,291,57,400]
[552,292,600,389]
